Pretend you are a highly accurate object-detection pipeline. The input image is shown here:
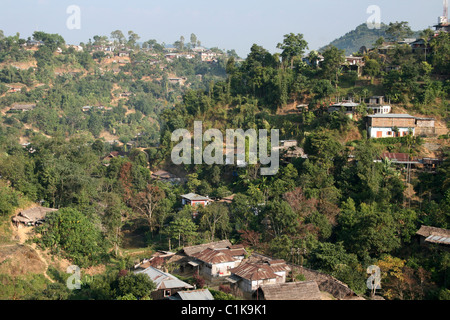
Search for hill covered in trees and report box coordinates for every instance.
[320,23,420,55]
[0,25,448,301]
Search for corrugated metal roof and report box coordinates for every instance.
[380,153,411,162]
[230,262,289,281]
[257,281,322,300]
[12,206,58,223]
[181,193,210,201]
[331,102,360,107]
[192,248,236,264]
[183,240,232,256]
[425,235,450,245]
[176,289,214,300]
[134,266,193,290]
[417,225,450,238]
[225,275,240,283]
[368,114,415,118]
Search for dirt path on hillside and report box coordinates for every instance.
[11,224,55,283]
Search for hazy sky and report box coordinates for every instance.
[0,0,446,57]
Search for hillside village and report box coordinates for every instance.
[0,3,449,302]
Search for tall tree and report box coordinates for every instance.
[127,30,140,48]
[132,184,165,234]
[166,217,198,249]
[276,33,308,68]
[320,46,345,86]
[190,33,198,48]
[198,203,231,241]
[103,192,128,257]
[111,30,126,46]
[386,21,413,42]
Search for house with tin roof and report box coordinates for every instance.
[12,206,58,226]
[169,289,214,300]
[366,114,416,138]
[416,225,450,248]
[181,193,213,218]
[189,245,247,279]
[9,103,36,112]
[226,254,291,299]
[168,240,247,278]
[151,170,182,184]
[181,193,212,207]
[134,266,194,300]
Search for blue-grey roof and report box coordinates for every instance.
[134,266,193,290]
[367,114,415,118]
[176,289,215,300]
[330,102,360,107]
[425,235,450,245]
[181,193,210,201]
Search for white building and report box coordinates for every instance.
[367,114,416,138]
[227,258,291,297]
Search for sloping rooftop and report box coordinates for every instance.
[12,206,58,224]
[10,104,36,111]
[183,240,232,257]
[367,114,415,119]
[151,170,178,180]
[181,193,210,201]
[227,244,247,257]
[134,266,193,290]
[380,153,414,162]
[230,258,291,281]
[256,281,322,300]
[231,262,278,281]
[173,289,214,300]
[330,101,360,107]
[192,248,236,264]
[416,225,450,245]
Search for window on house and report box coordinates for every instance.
[164,290,171,297]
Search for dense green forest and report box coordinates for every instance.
[0,24,449,301]
[321,22,421,55]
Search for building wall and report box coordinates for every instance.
[210,261,237,277]
[369,117,416,128]
[369,127,415,138]
[274,271,287,283]
[235,277,278,293]
[416,120,435,128]
[415,127,436,137]
[182,199,208,206]
[151,287,185,300]
[368,106,391,114]
[415,119,435,137]
[250,278,278,291]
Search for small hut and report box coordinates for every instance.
[416,225,450,247]
[12,206,58,226]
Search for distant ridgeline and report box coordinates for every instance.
[320,23,420,55]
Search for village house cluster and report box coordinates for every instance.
[129,230,447,300]
[132,240,362,300]
[12,202,450,301]
[320,95,441,139]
